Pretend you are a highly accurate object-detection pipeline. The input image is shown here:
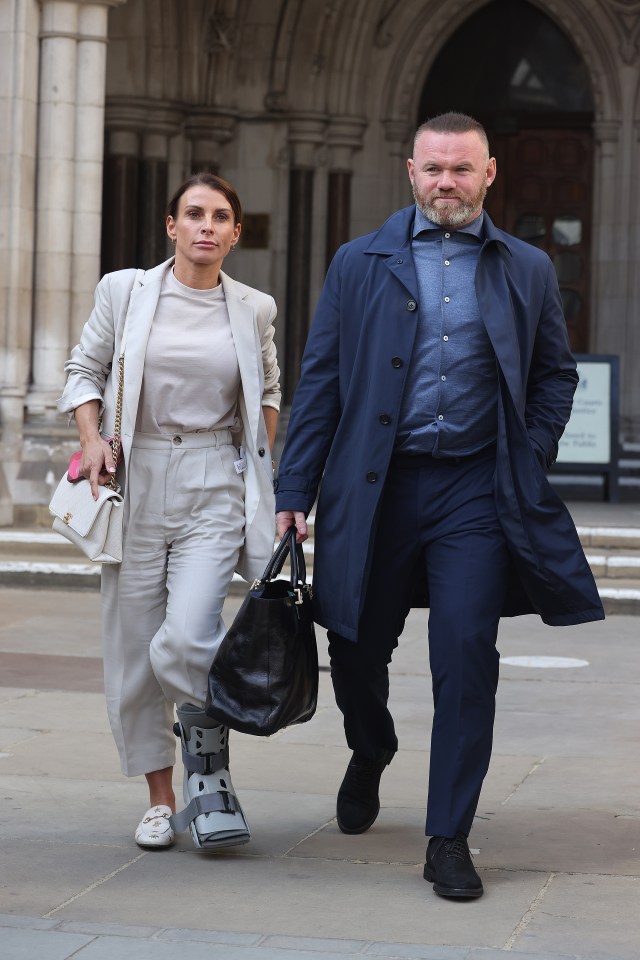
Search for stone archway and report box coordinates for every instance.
[373,0,640,436]
[417,0,595,352]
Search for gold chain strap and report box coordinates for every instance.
[105,352,125,492]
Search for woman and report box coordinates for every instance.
[58,174,280,851]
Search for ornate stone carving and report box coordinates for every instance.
[607,0,640,63]
[374,1,397,49]
[205,4,239,54]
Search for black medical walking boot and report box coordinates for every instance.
[336,750,393,834]
[424,832,483,898]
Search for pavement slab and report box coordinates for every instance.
[0,586,638,960]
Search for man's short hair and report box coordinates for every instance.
[413,112,490,155]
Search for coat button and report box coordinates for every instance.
[379,414,391,425]
[391,357,403,368]
[366,471,378,483]
[406,300,417,311]
[258,447,265,457]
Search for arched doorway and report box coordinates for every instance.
[418,0,595,351]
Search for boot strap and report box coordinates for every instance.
[171,792,240,833]
[181,745,229,775]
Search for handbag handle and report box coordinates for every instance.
[257,525,307,590]
[104,268,144,492]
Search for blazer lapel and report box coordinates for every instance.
[221,271,261,443]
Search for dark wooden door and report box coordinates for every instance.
[484,128,593,352]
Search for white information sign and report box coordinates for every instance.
[557,361,611,464]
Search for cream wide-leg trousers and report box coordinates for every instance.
[100,430,245,778]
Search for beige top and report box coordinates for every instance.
[136,268,241,435]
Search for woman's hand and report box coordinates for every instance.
[73,400,115,500]
[276,510,307,543]
[80,437,116,500]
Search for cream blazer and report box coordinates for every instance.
[58,258,281,581]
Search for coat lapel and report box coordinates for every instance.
[221,271,261,443]
[476,230,525,417]
[366,206,419,297]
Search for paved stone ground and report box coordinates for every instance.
[0,582,638,960]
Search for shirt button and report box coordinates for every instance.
[258,447,265,457]
[441,375,446,381]
[443,335,449,341]
[366,471,378,483]
[444,232,451,238]
[444,296,450,303]
[391,357,403,368]
[396,258,403,264]
[379,414,392,425]
[173,435,182,445]
[444,260,450,266]
[438,415,444,421]
[406,300,417,311]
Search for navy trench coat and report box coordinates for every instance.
[275,206,605,641]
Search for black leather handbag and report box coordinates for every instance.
[206,526,318,736]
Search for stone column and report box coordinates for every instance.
[284,117,326,402]
[591,121,620,358]
[71,2,110,344]
[382,119,413,212]
[28,0,125,416]
[0,0,40,521]
[325,117,366,267]
[101,128,140,273]
[186,109,237,175]
[104,101,182,272]
[139,132,169,269]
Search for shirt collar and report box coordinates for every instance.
[412,206,485,240]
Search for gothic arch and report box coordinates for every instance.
[379,0,622,137]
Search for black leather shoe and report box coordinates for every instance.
[424,833,483,898]
[336,752,391,834]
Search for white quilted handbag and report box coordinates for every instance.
[49,475,124,563]
[48,279,138,564]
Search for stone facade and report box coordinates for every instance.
[1,0,639,523]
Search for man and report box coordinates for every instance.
[275,112,604,899]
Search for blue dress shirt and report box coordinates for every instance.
[395,207,498,456]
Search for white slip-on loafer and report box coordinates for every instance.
[134,804,175,849]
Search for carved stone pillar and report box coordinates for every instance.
[0,0,40,521]
[325,117,366,267]
[101,128,140,273]
[382,119,413,212]
[28,0,126,416]
[185,109,237,175]
[139,132,169,269]
[103,101,181,273]
[71,2,110,345]
[591,121,621,357]
[284,116,326,402]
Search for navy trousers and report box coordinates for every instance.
[328,446,510,838]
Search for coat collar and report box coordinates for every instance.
[363,206,523,412]
[365,205,514,256]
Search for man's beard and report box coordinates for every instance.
[412,181,487,228]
